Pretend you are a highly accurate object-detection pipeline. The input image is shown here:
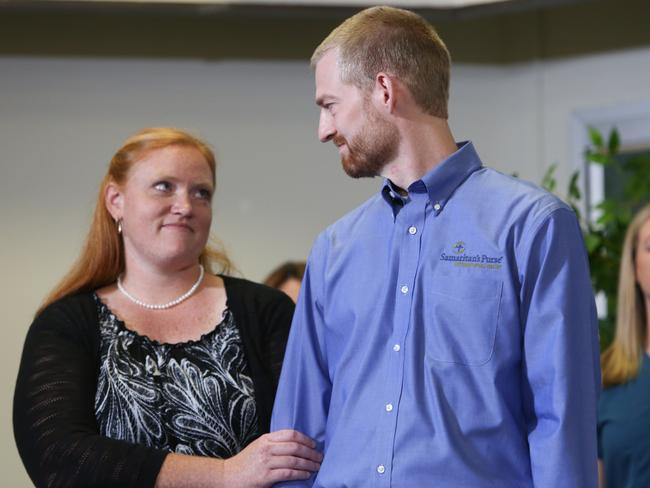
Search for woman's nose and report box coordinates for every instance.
[172,192,192,215]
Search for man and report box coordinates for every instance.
[271,6,600,487]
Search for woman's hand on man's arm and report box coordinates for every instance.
[155,429,321,488]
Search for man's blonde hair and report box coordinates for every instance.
[311,6,450,119]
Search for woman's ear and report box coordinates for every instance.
[104,182,123,222]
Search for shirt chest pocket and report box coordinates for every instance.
[424,277,503,366]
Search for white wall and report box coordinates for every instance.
[2,43,650,486]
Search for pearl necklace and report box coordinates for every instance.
[117,265,205,310]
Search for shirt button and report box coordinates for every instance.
[408,226,417,235]
[433,202,441,211]
[400,285,409,294]
[377,465,386,474]
[385,403,393,412]
[393,344,401,352]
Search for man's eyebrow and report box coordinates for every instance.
[315,95,335,107]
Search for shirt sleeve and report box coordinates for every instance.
[271,234,332,488]
[13,297,168,488]
[518,207,601,487]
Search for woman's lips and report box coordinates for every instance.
[162,223,193,232]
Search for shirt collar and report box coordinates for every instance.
[381,141,483,214]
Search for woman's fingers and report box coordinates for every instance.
[267,429,317,448]
[267,454,321,472]
[227,431,321,486]
[268,441,323,462]
[268,468,313,483]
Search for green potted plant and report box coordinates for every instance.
[542,128,650,350]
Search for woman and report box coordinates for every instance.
[598,203,650,488]
[13,128,321,487]
[263,261,306,304]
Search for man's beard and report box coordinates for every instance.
[334,100,400,179]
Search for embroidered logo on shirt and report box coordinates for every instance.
[440,242,503,270]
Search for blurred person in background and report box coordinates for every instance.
[263,261,306,303]
[13,127,320,488]
[599,203,650,488]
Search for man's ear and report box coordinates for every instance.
[104,182,123,222]
[373,72,397,114]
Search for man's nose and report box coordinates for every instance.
[318,112,335,143]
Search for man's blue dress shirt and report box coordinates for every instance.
[272,142,600,487]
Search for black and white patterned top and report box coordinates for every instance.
[93,295,259,459]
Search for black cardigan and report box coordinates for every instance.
[13,275,294,488]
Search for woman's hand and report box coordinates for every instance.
[222,429,322,488]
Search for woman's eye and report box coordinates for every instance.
[154,181,171,192]
[195,188,212,200]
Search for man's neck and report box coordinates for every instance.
[381,118,457,191]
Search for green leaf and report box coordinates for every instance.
[608,128,620,154]
[541,164,557,193]
[584,233,601,253]
[568,171,581,200]
[587,152,610,165]
[589,127,604,148]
